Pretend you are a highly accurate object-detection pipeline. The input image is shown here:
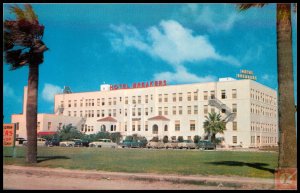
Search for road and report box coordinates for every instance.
[3,165,238,190]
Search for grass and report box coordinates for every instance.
[3,146,278,179]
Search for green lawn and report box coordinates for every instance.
[3,147,278,178]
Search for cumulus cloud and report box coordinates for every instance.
[42,83,62,102]
[262,74,276,82]
[3,83,22,103]
[181,4,242,32]
[109,20,240,83]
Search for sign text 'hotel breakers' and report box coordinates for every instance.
[110,80,167,90]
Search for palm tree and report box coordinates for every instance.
[203,112,226,143]
[237,3,297,169]
[4,4,48,163]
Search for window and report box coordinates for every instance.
[102,98,105,106]
[91,99,94,106]
[172,93,176,102]
[101,110,105,117]
[145,108,148,116]
[164,125,168,131]
[48,122,51,130]
[60,101,64,108]
[125,122,127,132]
[86,99,89,106]
[81,124,84,132]
[125,97,128,104]
[58,122,62,129]
[172,106,176,115]
[221,108,226,114]
[68,111,71,116]
[159,94,162,102]
[74,111,77,117]
[232,136,237,144]
[132,123,136,131]
[179,93,182,101]
[80,99,83,107]
[233,122,237,131]
[221,90,226,99]
[158,107,162,116]
[68,100,71,107]
[194,105,198,114]
[138,96,141,104]
[179,106,182,115]
[191,92,197,101]
[113,109,116,117]
[89,99,91,106]
[113,97,117,105]
[97,110,100,117]
[138,123,141,131]
[232,104,237,113]
[132,108,136,116]
[187,92,191,101]
[74,100,77,107]
[232,89,237,98]
[204,91,208,100]
[210,91,215,99]
[132,96,136,104]
[187,106,191,115]
[190,120,195,131]
[125,109,128,116]
[164,107,168,115]
[204,105,208,114]
[210,107,215,113]
[138,108,141,116]
[145,95,148,103]
[175,121,180,131]
[145,122,148,131]
[164,94,168,102]
[109,98,112,105]
[152,124,158,134]
[97,98,100,106]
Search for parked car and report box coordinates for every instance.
[45,138,60,147]
[120,139,148,148]
[60,140,76,147]
[164,140,178,149]
[23,137,47,147]
[146,140,164,149]
[197,140,216,150]
[74,139,90,147]
[178,140,197,149]
[89,139,118,148]
[15,137,27,146]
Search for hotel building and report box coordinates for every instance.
[46,77,277,148]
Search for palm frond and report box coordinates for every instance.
[10,4,26,20]
[24,4,38,23]
[236,3,267,11]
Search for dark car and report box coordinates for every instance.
[74,139,90,147]
[197,140,216,150]
[120,139,147,148]
[45,138,60,147]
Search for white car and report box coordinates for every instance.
[89,139,117,148]
[59,140,75,147]
[23,138,47,147]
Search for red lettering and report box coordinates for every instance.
[142,82,145,88]
[155,81,158,86]
[137,83,141,88]
[145,82,149,87]
[113,85,118,90]
[159,81,162,86]
[150,82,153,87]
[133,83,136,88]
[163,80,167,86]
[110,85,113,90]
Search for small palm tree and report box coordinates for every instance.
[203,112,226,143]
[237,3,297,169]
[4,4,48,163]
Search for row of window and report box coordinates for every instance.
[250,136,277,144]
[250,89,276,105]
[250,122,277,133]
[250,103,276,117]
[61,89,238,108]
[67,104,238,118]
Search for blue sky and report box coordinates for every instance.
[3,3,297,123]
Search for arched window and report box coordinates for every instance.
[164,125,168,131]
[152,124,158,134]
[101,125,106,132]
[114,125,116,131]
[111,125,114,131]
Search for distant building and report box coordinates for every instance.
[11,86,83,139]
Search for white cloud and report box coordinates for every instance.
[110,20,240,66]
[154,66,217,84]
[181,4,242,32]
[4,83,15,98]
[262,74,276,82]
[42,83,62,102]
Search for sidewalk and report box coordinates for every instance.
[3,165,275,190]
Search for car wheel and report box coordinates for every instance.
[68,144,73,147]
[98,145,101,148]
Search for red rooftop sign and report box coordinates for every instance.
[110,80,167,90]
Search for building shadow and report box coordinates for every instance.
[206,161,275,174]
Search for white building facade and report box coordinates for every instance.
[51,78,278,148]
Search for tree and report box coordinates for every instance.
[110,132,122,143]
[237,3,297,169]
[193,135,201,143]
[57,124,83,141]
[162,135,168,143]
[4,4,48,163]
[203,112,226,143]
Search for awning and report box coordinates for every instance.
[37,131,57,136]
[97,116,117,122]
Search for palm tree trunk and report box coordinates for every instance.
[277,3,297,168]
[26,63,39,163]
